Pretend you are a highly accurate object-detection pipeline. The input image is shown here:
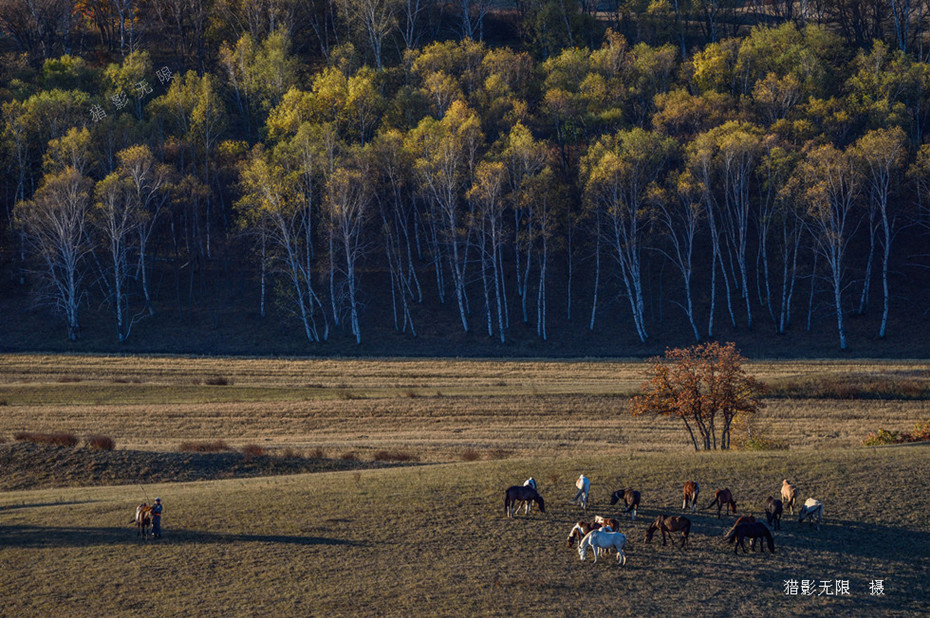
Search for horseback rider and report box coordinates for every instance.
[151,497,163,538]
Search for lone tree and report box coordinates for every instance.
[630,342,764,451]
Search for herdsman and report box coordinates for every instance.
[152,497,163,538]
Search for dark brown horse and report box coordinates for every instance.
[130,503,153,538]
[644,515,691,548]
[609,489,641,520]
[705,488,738,518]
[724,521,775,554]
[505,485,545,518]
[765,497,783,531]
[682,481,700,513]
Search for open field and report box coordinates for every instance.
[1,446,928,616]
[1,355,928,458]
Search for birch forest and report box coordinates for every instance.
[3,0,930,353]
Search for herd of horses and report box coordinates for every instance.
[504,476,826,566]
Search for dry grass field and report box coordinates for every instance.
[1,447,928,616]
[1,354,928,616]
[1,355,928,458]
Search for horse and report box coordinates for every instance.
[609,488,641,520]
[578,529,628,565]
[508,478,539,515]
[505,485,545,518]
[566,521,601,548]
[781,479,798,514]
[765,497,783,531]
[682,481,700,513]
[593,515,620,533]
[798,498,823,530]
[644,515,691,548]
[130,503,153,538]
[705,488,738,518]
[571,475,590,511]
[724,521,775,554]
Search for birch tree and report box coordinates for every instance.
[800,142,860,350]
[582,127,674,342]
[14,166,92,340]
[852,127,906,338]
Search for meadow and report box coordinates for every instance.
[0,355,929,615]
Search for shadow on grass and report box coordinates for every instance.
[0,500,99,512]
[0,525,364,548]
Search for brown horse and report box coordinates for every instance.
[567,521,601,548]
[130,503,153,538]
[781,480,798,514]
[765,497,783,531]
[724,521,775,554]
[609,489,641,520]
[644,515,691,548]
[682,481,700,513]
[705,488,738,518]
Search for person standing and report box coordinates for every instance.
[151,497,163,538]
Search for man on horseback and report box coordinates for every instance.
[151,497,163,538]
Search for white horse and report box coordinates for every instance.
[571,475,590,511]
[578,529,627,565]
[798,498,823,530]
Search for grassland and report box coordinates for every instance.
[1,446,928,616]
[1,354,928,616]
[1,355,928,458]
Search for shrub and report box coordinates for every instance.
[178,440,230,452]
[204,375,232,386]
[307,447,324,459]
[340,451,358,461]
[373,449,420,462]
[862,421,930,446]
[862,429,903,446]
[14,432,79,447]
[241,444,266,457]
[460,449,480,462]
[86,435,115,451]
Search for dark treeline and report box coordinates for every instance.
[2,0,930,353]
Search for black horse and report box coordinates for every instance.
[724,521,775,554]
[505,485,545,517]
[765,497,783,531]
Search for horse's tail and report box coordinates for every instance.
[504,493,511,515]
[723,526,737,543]
[766,529,775,553]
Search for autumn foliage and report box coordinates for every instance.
[630,342,764,451]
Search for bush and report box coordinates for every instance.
[204,375,232,386]
[241,444,266,457]
[86,435,115,451]
[307,447,324,459]
[14,432,79,447]
[460,449,480,462]
[862,421,930,446]
[340,451,358,461]
[178,440,230,452]
[373,449,420,462]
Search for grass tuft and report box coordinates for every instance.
[86,435,115,451]
[307,447,324,459]
[340,451,358,461]
[461,448,480,462]
[178,440,230,453]
[204,375,233,386]
[373,449,420,463]
[14,432,79,447]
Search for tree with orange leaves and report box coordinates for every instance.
[630,342,764,451]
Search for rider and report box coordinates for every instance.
[151,497,163,538]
